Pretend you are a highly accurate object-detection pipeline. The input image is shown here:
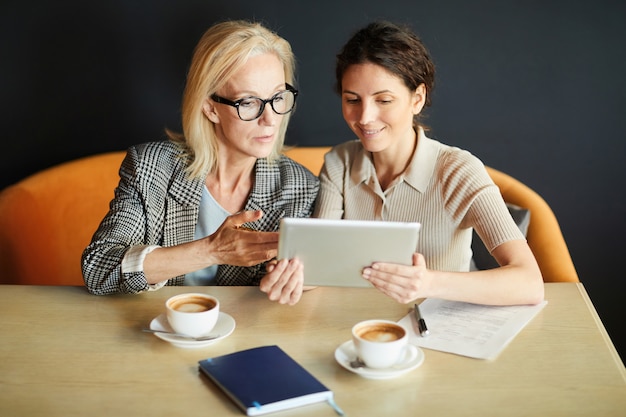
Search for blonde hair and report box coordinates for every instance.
[167,20,296,179]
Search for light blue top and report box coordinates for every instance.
[185,186,230,285]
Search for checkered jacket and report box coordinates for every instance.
[82,140,319,295]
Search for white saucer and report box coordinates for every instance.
[149,312,235,348]
[334,340,424,379]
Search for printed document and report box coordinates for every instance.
[398,298,548,360]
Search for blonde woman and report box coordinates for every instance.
[83,20,319,304]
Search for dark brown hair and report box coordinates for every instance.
[336,21,436,126]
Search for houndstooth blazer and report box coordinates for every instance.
[82,140,319,295]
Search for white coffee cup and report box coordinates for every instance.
[165,293,219,337]
[352,319,410,369]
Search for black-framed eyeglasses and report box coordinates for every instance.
[210,84,298,121]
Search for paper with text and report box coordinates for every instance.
[398,298,548,360]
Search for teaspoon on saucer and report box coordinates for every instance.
[142,328,220,341]
[349,357,366,369]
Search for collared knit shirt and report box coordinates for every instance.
[313,129,523,272]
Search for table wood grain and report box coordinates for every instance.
[1,283,624,416]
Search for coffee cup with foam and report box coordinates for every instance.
[351,319,411,369]
[165,293,219,338]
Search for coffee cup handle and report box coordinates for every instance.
[394,344,418,367]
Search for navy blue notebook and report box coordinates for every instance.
[198,345,343,416]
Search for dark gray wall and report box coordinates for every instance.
[2,1,625,362]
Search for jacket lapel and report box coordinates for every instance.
[163,168,204,247]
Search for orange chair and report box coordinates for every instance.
[0,146,578,285]
[484,166,578,282]
[0,152,125,285]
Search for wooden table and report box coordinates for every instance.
[1,283,624,416]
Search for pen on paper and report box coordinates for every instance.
[414,303,429,337]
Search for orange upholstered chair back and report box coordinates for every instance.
[0,146,578,285]
[0,152,126,285]
[483,166,578,282]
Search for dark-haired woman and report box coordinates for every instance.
[314,21,543,306]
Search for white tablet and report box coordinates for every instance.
[277,218,421,287]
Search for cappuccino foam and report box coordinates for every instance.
[358,325,404,342]
[170,296,216,313]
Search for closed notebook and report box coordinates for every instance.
[198,345,343,416]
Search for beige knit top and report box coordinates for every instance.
[313,129,524,272]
